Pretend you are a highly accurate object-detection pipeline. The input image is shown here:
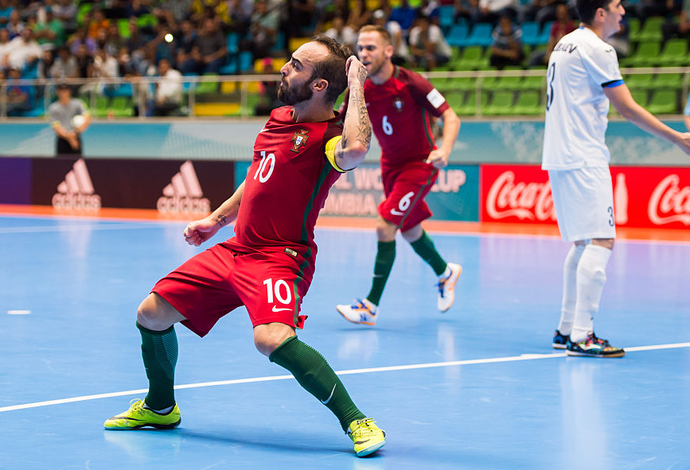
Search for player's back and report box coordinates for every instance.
[542,27,622,170]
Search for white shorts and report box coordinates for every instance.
[548,166,616,242]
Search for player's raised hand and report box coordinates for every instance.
[183,216,221,246]
[345,55,367,86]
[426,148,449,169]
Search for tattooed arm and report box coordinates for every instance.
[334,56,371,171]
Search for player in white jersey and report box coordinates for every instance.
[542,0,690,357]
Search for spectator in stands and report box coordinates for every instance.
[4,67,35,116]
[152,58,183,116]
[372,8,410,65]
[325,15,357,51]
[633,0,673,19]
[228,0,254,36]
[390,0,418,37]
[155,0,195,25]
[0,27,13,71]
[7,28,42,72]
[49,82,90,156]
[408,14,452,70]
[149,24,178,65]
[519,0,559,28]
[49,45,79,80]
[253,57,280,115]
[37,48,55,79]
[0,0,13,27]
[489,14,524,68]
[87,8,111,40]
[68,28,98,55]
[125,0,151,19]
[247,0,279,59]
[197,18,227,73]
[6,10,25,39]
[453,0,481,24]
[74,43,94,79]
[314,0,350,34]
[53,0,78,34]
[126,18,151,73]
[662,0,690,41]
[33,8,65,47]
[528,3,575,66]
[347,0,372,31]
[475,0,519,24]
[287,0,316,39]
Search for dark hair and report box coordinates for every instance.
[576,0,614,24]
[310,34,351,104]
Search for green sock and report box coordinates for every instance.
[137,322,178,410]
[410,230,447,276]
[269,336,366,432]
[366,240,396,306]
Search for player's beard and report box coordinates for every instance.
[277,76,314,105]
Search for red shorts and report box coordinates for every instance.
[378,161,438,232]
[152,243,312,337]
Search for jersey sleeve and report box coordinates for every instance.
[406,70,450,118]
[582,43,623,88]
[324,136,346,172]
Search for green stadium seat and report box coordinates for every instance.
[631,17,664,43]
[646,89,678,114]
[625,73,655,90]
[624,41,661,67]
[630,88,649,107]
[454,46,487,70]
[483,90,515,115]
[518,75,544,91]
[656,39,689,66]
[513,90,543,115]
[196,74,219,95]
[445,92,466,114]
[455,91,489,115]
[653,72,683,89]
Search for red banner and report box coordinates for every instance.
[480,164,690,229]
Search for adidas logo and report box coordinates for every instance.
[52,159,102,211]
[157,161,211,214]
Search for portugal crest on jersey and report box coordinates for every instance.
[393,97,404,112]
[290,129,309,153]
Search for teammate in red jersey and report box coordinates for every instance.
[336,25,463,326]
[103,36,386,458]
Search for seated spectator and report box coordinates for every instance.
[4,67,35,116]
[125,18,151,73]
[489,15,524,69]
[0,27,13,71]
[68,28,98,55]
[519,0,559,28]
[33,8,66,47]
[372,9,410,65]
[528,3,575,66]
[247,0,279,59]
[125,0,151,19]
[37,48,55,79]
[103,23,125,58]
[52,0,78,34]
[0,0,13,28]
[6,10,25,39]
[254,58,281,115]
[324,15,357,51]
[155,0,195,25]
[197,18,227,73]
[347,0,371,31]
[453,0,480,24]
[87,8,110,40]
[7,28,42,72]
[74,43,94,79]
[152,58,183,116]
[229,0,254,36]
[662,0,690,41]
[389,0,418,37]
[475,0,518,24]
[408,14,452,70]
[49,45,79,80]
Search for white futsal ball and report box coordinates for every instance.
[72,114,86,128]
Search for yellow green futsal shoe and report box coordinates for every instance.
[348,418,386,457]
[104,399,181,430]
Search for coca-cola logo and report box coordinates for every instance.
[486,171,556,221]
[648,174,690,225]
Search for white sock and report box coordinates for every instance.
[558,244,585,336]
[571,244,612,343]
[439,265,451,279]
[143,403,174,414]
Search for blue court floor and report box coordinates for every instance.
[1,215,689,470]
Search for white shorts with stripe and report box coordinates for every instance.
[548,166,616,242]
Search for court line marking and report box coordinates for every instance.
[0,224,178,234]
[2,341,689,414]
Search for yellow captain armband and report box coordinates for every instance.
[325,135,346,173]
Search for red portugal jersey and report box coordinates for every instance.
[344,66,449,170]
[225,106,344,269]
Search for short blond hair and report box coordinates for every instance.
[358,25,391,45]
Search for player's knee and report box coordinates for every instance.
[136,295,171,331]
[254,324,295,357]
[375,219,397,241]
